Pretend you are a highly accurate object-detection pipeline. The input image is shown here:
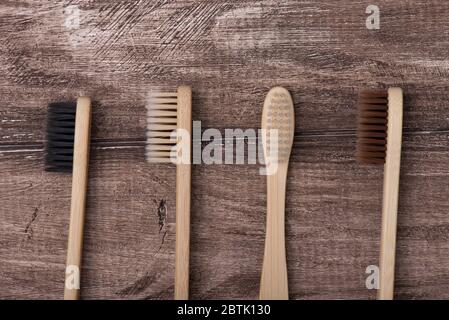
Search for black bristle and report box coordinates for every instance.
[45,102,76,172]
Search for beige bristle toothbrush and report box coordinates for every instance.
[45,97,92,300]
[146,86,192,300]
[260,86,295,300]
[356,88,403,300]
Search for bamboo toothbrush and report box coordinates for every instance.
[146,86,192,300]
[356,88,403,300]
[45,97,92,300]
[260,86,295,300]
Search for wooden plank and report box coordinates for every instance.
[2,1,449,145]
[0,144,176,299]
[1,132,449,299]
[1,0,449,300]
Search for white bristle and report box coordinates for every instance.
[261,87,295,163]
[147,145,173,151]
[148,124,177,131]
[147,110,177,117]
[147,104,178,110]
[146,130,174,138]
[146,138,175,144]
[149,92,177,97]
[148,97,178,104]
[146,91,178,163]
[147,117,177,124]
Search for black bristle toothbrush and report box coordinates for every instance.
[45,97,92,300]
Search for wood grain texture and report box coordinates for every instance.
[1,0,449,299]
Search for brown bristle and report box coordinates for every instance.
[356,90,388,165]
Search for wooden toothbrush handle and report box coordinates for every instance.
[378,88,403,300]
[175,86,192,300]
[64,97,92,300]
[260,164,289,300]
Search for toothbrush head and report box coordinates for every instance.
[45,102,77,172]
[261,86,295,164]
[145,86,192,164]
[356,90,388,165]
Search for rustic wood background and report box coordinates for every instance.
[1,0,449,300]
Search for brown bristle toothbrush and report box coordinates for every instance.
[260,86,295,300]
[146,86,192,300]
[45,97,92,300]
[356,88,403,300]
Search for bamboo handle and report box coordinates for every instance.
[260,163,289,300]
[174,86,192,300]
[378,88,403,300]
[64,97,92,300]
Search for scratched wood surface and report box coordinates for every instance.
[1,0,449,300]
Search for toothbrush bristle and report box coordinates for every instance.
[145,92,178,163]
[45,102,76,172]
[356,90,388,165]
[261,87,295,163]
